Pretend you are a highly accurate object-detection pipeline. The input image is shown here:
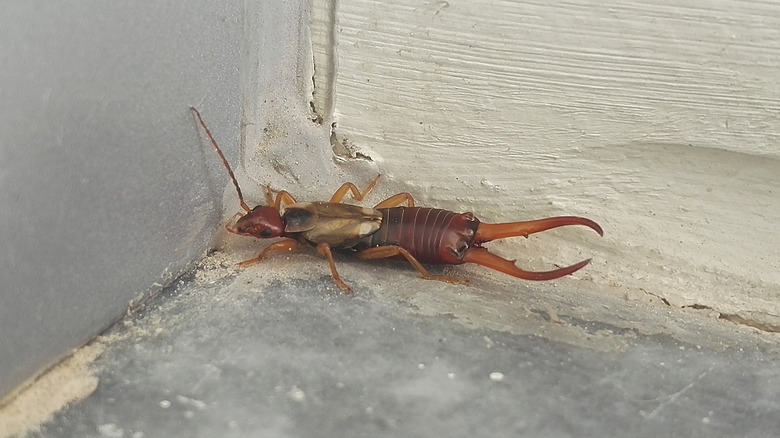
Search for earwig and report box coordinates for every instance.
[191,107,603,292]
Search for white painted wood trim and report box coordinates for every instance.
[310,0,780,329]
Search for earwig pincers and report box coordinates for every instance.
[191,107,603,292]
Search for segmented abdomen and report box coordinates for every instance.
[355,207,478,264]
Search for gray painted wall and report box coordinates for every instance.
[0,2,243,399]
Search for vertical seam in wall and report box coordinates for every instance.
[309,0,338,127]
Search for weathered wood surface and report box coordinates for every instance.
[317,0,780,328]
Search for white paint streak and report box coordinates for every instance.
[0,341,104,438]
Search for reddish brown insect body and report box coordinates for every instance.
[191,107,603,292]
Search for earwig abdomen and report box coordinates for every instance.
[354,207,480,264]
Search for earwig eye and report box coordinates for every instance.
[259,227,273,237]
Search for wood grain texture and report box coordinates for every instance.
[327,0,780,325]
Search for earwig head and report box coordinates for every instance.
[234,206,285,238]
[190,107,287,240]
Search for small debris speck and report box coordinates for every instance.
[97,423,124,438]
[489,372,505,382]
[288,386,306,402]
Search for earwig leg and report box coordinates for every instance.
[462,247,592,281]
[373,192,415,208]
[238,238,303,267]
[475,216,603,243]
[266,186,297,211]
[356,246,469,285]
[329,174,382,203]
[315,243,352,293]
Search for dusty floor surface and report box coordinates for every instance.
[8,248,780,438]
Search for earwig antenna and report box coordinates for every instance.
[190,107,251,213]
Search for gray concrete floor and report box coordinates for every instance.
[27,248,780,438]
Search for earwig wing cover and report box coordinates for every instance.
[283,203,320,233]
[299,202,383,248]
